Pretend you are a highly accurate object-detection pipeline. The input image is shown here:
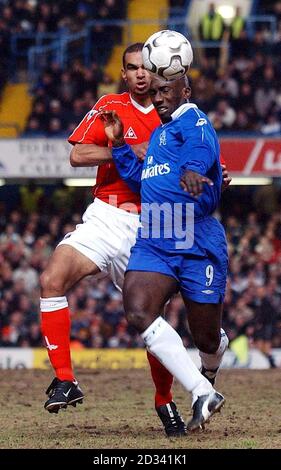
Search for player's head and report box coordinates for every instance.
[122,43,152,98]
[148,75,191,123]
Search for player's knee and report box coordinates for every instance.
[40,270,65,296]
[126,307,147,333]
[194,333,220,354]
[125,296,147,333]
[124,283,147,331]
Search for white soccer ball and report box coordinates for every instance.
[142,30,193,80]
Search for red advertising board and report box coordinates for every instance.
[220,139,281,176]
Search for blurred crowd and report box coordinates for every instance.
[0,0,126,34]
[0,0,126,96]
[193,2,281,136]
[23,62,118,137]
[23,39,281,137]
[1,184,281,365]
[190,45,281,136]
[0,0,280,135]
[22,0,281,137]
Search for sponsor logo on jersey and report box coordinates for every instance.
[195,117,207,127]
[141,162,171,180]
[124,126,137,139]
[147,156,153,165]
[159,130,166,145]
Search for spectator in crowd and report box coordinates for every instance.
[199,3,225,61]
[97,73,118,99]
[19,182,44,214]
[13,258,39,293]
[23,117,45,137]
[208,99,236,131]
[229,7,245,40]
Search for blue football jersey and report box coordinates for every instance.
[112,103,223,253]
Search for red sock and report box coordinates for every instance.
[41,306,74,382]
[147,351,173,408]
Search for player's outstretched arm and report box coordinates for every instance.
[180,169,213,197]
[70,143,112,167]
[70,141,148,167]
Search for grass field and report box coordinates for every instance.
[0,368,280,449]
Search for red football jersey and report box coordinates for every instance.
[69,92,160,211]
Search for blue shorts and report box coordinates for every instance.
[127,217,228,304]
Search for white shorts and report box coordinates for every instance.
[58,198,140,290]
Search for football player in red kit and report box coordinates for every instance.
[40,43,186,437]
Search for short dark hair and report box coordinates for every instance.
[122,42,144,68]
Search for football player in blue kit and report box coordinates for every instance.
[101,75,229,431]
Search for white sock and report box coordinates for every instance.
[141,316,213,398]
[40,296,68,312]
[199,328,229,371]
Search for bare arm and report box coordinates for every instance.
[70,143,112,167]
[70,141,149,167]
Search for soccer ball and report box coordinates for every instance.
[142,30,193,80]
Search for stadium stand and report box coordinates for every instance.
[18,0,281,137]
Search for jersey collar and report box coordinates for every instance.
[130,95,154,114]
[171,102,198,120]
